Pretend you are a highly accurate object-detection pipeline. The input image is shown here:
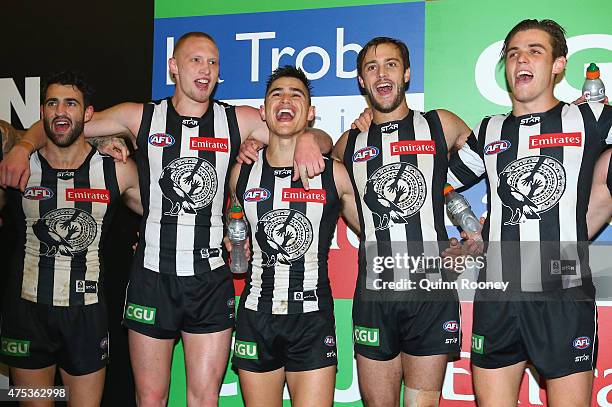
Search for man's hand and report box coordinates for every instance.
[572,95,609,105]
[0,143,31,191]
[351,108,374,132]
[293,131,326,190]
[237,138,264,164]
[223,236,252,262]
[90,136,130,163]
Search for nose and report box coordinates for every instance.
[378,65,387,78]
[56,101,68,115]
[517,51,529,64]
[198,61,210,75]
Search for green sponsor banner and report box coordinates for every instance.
[353,326,380,346]
[124,302,157,325]
[1,337,30,357]
[233,341,258,360]
[471,333,484,355]
[425,0,612,127]
[155,0,421,19]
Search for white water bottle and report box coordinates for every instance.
[228,205,248,274]
[582,63,605,102]
[444,184,482,241]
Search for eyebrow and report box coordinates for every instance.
[267,86,307,97]
[44,97,80,104]
[364,57,401,65]
[506,43,548,53]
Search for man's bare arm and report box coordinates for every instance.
[587,149,612,239]
[437,109,471,154]
[334,160,360,235]
[116,158,143,216]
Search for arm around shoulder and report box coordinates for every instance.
[116,157,142,216]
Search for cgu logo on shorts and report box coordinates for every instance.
[1,337,30,357]
[472,334,484,354]
[484,140,511,155]
[352,146,379,163]
[148,133,175,147]
[234,340,258,359]
[124,303,156,325]
[244,188,271,202]
[354,326,379,346]
[443,320,459,333]
[23,186,53,200]
[573,336,591,350]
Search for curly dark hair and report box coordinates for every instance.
[501,19,568,61]
[41,70,94,107]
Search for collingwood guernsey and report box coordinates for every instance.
[8,149,120,306]
[344,110,450,288]
[235,150,339,314]
[449,101,612,292]
[134,98,240,276]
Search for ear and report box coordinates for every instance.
[552,56,566,75]
[84,105,94,122]
[168,57,179,76]
[404,67,411,84]
[40,105,44,120]
[307,105,315,122]
[259,105,266,121]
[358,75,365,89]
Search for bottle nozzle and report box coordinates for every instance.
[230,204,244,219]
[443,183,455,196]
[586,63,601,79]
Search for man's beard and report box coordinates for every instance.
[367,82,406,114]
[43,117,84,148]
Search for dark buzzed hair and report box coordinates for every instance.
[41,70,94,107]
[357,37,410,78]
[173,31,217,57]
[501,19,568,60]
[265,65,312,103]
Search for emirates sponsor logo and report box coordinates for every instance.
[390,140,436,155]
[66,188,110,203]
[282,188,326,203]
[529,132,582,149]
[190,137,229,152]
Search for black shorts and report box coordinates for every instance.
[471,288,598,379]
[123,267,235,339]
[0,296,109,376]
[352,289,461,360]
[232,307,338,373]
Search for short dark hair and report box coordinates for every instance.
[265,65,312,102]
[501,19,568,60]
[173,32,217,57]
[357,37,410,78]
[41,70,94,107]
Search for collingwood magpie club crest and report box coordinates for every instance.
[255,209,313,267]
[33,208,97,257]
[364,162,427,230]
[497,155,566,225]
[158,157,218,216]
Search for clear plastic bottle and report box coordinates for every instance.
[582,63,605,103]
[228,205,248,274]
[444,184,482,241]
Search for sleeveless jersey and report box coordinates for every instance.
[134,98,241,276]
[8,148,120,306]
[343,110,450,288]
[449,102,612,292]
[235,150,339,314]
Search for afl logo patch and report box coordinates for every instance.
[23,186,53,200]
[353,146,379,162]
[573,336,591,350]
[324,336,336,347]
[443,320,459,333]
[498,155,566,225]
[256,209,313,267]
[33,208,98,257]
[244,188,270,202]
[484,140,511,155]
[363,162,427,230]
[148,133,175,147]
[158,157,218,216]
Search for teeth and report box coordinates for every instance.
[276,108,294,119]
[195,79,209,84]
[376,83,392,90]
[517,70,533,77]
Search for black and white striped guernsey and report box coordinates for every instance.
[134,98,241,276]
[235,150,339,314]
[344,110,450,288]
[449,102,612,293]
[7,148,120,306]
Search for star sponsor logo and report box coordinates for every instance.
[529,132,582,149]
[520,115,541,126]
[575,354,590,363]
[390,140,436,155]
[273,168,292,178]
[281,188,326,203]
[189,137,229,152]
[381,123,399,133]
[148,133,175,147]
[352,146,380,163]
[66,188,110,204]
[484,140,511,155]
[23,186,53,200]
[57,170,75,180]
[182,117,199,128]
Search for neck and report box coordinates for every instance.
[266,132,300,167]
[512,93,559,117]
[40,136,91,169]
[171,93,210,117]
[372,100,410,124]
